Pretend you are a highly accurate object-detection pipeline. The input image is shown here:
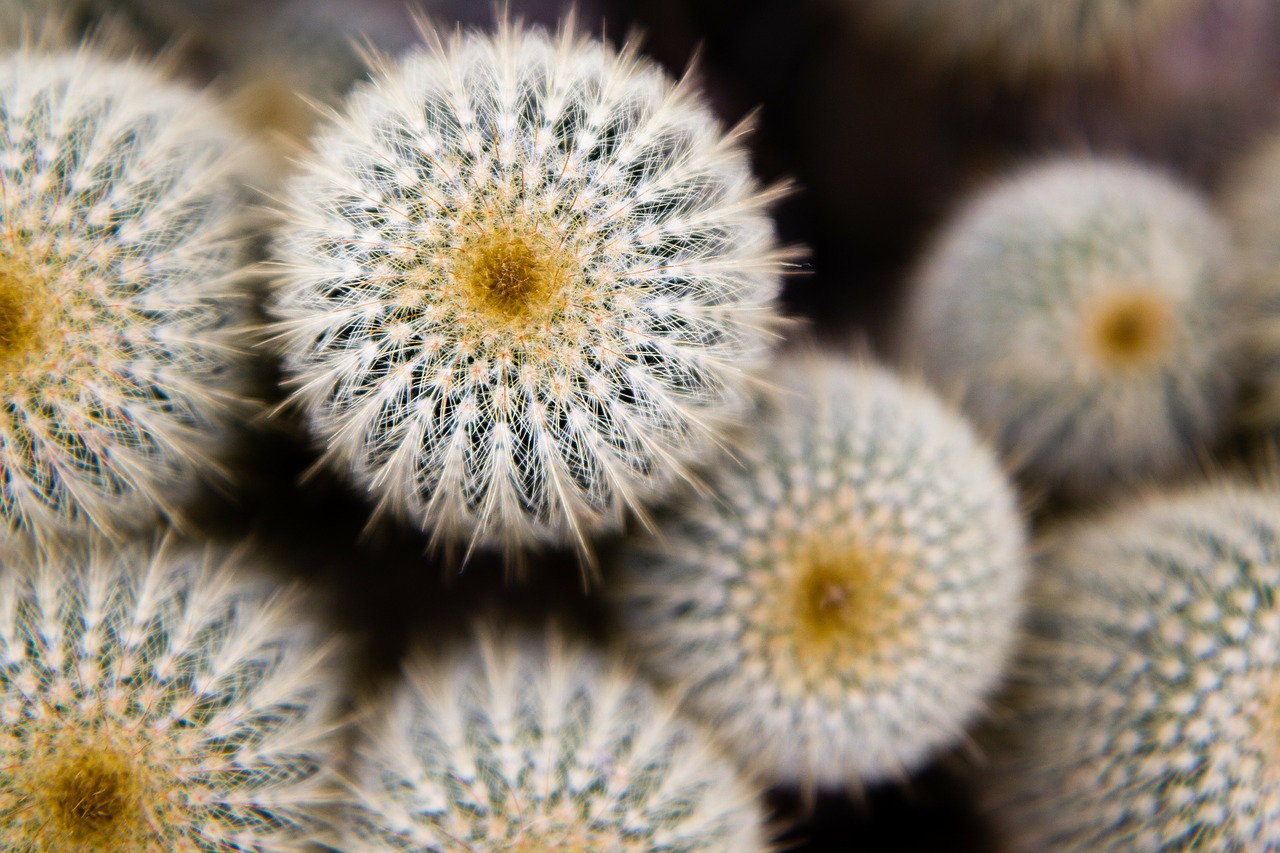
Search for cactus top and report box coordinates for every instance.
[995,485,1280,850]
[0,542,343,851]
[270,20,784,560]
[906,158,1240,500]
[615,355,1027,789]
[0,48,254,542]
[340,629,769,852]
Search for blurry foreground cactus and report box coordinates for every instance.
[992,484,1280,850]
[0,47,255,543]
[340,628,768,851]
[905,158,1241,501]
[270,19,785,561]
[0,541,344,851]
[855,0,1199,76]
[615,355,1026,790]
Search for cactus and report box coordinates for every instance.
[338,628,769,852]
[0,47,256,544]
[613,354,1027,790]
[0,539,344,851]
[855,0,1198,76]
[991,484,1280,851]
[904,158,1241,501]
[269,18,785,562]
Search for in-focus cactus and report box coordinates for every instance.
[339,628,768,852]
[0,47,256,544]
[0,540,344,851]
[270,19,785,561]
[904,158,1241,501]
[613,354,1026,790]
[991,484,1280,850]
[854,0,1199,77]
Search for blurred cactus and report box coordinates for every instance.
[904,158,1242,502]
[0,540,344,851]
[270,19,785,562]
[991,484,1280,850]
[339,628,768,851]
[614,354,1026,790]
[0,48,257,544]
[855,0,1200,77]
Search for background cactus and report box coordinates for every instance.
[613,354,1026,790]
[0,47,256,544]
[903,158,1241,502]
[991,484,1280,850]
[852,0,1200,76]
[339,628,768,852]
[269,19,785,561]
[0,540,344,851]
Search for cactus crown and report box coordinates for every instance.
[341,629,768,852]
[271,18,784,561]
[0,542,342,851]
[615,355,1027,788]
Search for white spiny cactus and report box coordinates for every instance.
[904,158,1241,501]
[992,484,1280,851]
[0,540,344,851]
[0,48,256,544]
[270,19,785,561]
[338,628,769,852]
[613,354,1027,790]
[855,0,1198,76]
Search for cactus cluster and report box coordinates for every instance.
[0,47,255,543]
[992,484,1280,851]
[905,158,1240,501]
[0,541,344,851]
[614,354,1026,789]
[270,20,784,559]
[340,629,768,852]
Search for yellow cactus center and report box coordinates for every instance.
[788,543,903,669]
[7,723,181,852]
[0,251,53,374]
[1085,290,1172,369]
[453,224,574,330]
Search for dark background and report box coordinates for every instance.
[84,0,1280,849]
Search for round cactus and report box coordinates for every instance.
[269,19,784,561]
[339,628,769,852]
[904,158,1241,501]
[0,47,256,544]
[854,0,1199,77]
[613,354,1027,790]
[0,540,345,851]
[991,484,1280,850]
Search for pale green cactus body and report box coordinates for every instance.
[270,20,785,561]
[339,629,768,852]
[0,48,255,544]
[614,354,1027,790]
[856,0,1198,75]
[993,485,1280,851]
[0,541,344,851]
[906,158,1241,501]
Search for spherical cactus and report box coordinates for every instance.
[339,628,769,852]
[854,0,1199,77]
[991,484,1280,850]
[0,540,345,851]
[269,19,784,561]
[612,354,1027,791]
[903,158,1241,502]
[0,48,256,544]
